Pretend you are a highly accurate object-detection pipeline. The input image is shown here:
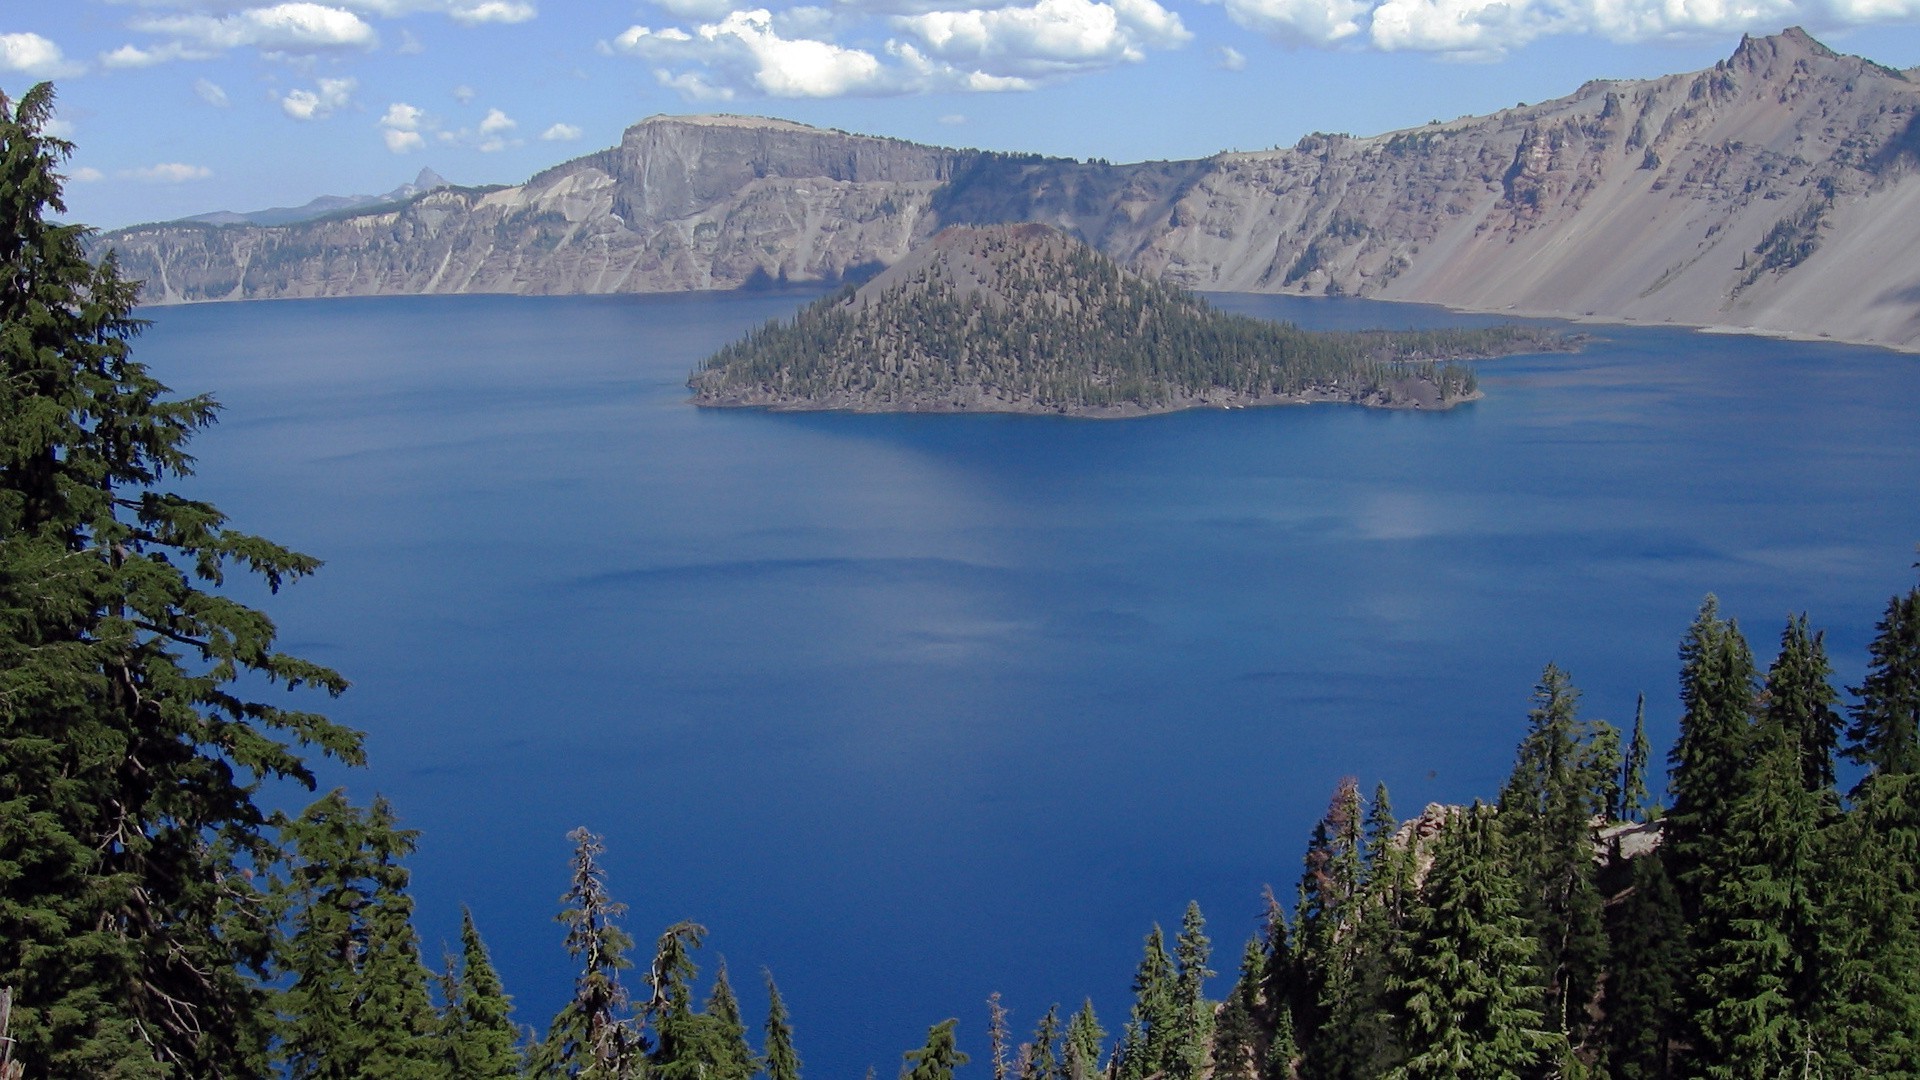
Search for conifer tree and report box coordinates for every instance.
[1665,597,1758,919]
[1765,615,1843,795]
[1023,1005,1060,1080]
[1168,902,1214,1080]
[904,1019,970,1080]
[273,792,441,1080]
[764,972,803,1080]
[1294,779,1364,1060]
[441,908,521,1080]
[1809,773,1920,1073]
[1620,694,1654,823]
[0,83,358,1077]
[530,828,639,1079]
[988,993,1010,1080]
[1845,582,1920,783]
[1210,937,1265,1080]
[706,962,760,1080]
[1118,925,1175,1080]
[1599,852,1685,1080]
[1387,806,1552,1080]
[1498,666,1609,1058]
[1063,1000,1105,1080]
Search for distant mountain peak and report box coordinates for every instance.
[1728,25,1842,74]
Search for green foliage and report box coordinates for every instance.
[272,792,440,1079]
[1022,1004,1060,1080]
[764,972,804,1080]
[1062,1000,1105,1080]
[904,1019,970,1080]
[689,229,1551,413]
[529,828,640,1079]
[0,81,357,1078]
[1387,806,1554,1079]
[1168,902,1214,1080]
[1620,694,1655,822]
[1600,852,1685,1079]
[1210,938,1264,1080]
[440,908,522,1079]
[1846,583,1920,783]
[1117,924,1176,1080]
[1497,665,1613,1056]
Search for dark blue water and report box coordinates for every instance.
[139,291,1920,1075]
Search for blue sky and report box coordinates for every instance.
[7,0,1920,229]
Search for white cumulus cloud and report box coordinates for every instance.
[540,121,583,140]
[1212,0,1920,55]
[449,0,538,23]
[130,3,379,55]
[478,107,516,133]
[894,0,1189,77]
[67,166,105,182]
[2,32,86,77]
[380,100,428,151]
[125,162,214,182]
[281,75,356,119]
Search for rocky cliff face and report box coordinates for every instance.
[99,29,1920,349]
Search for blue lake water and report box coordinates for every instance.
[139,290,1920,1075]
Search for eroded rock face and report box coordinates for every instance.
[98,30,1920,349]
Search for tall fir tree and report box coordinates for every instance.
[705,962,760,1080]
[1168,902,1214,1080]
[1062,1000,1105,1080]
[1210,937,1265,1080]
[1683,617,1849,1078]
[0,83,359,1077]
[1295,778,1364,1064]
[1665,597,1758,922]
[1620,694,1655,823]
[1022,1005,1061,1080]
[272,792,441,1080]
[764,972,803,1080]
[1765,615,1844,795]
[1809,771,1920,1073]
[1117,925,1175,1080]
[529,828,639,1079]
[1599,851,1686,1080]
[1387,806,1553,1080]
[440,908,521,1080]
[1845,582,1920,783]
[1498,666,1610,1060]
[904,1019,970,1080]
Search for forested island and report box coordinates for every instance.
[688,225,1566,417]
[11,84,1920,1080]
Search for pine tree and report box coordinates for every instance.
[1063,999,1105,1080]
[1846,582,1920,783]
[764,972,803,1080]
[1620,694,1654,823]
[1600,852,1685,1080]
[1687,715,1816,1076]
[273,792,441,1080]
[904,1019,970,1080]
[1168,902,1214,1080]
[1809,773,1920,1073]
[529,828,639,1079]
[1765,615,1843,795]
[1295,778,1364,1063]
[1023,1005,1060,1080]
[1118,925,1175,1080]
[1387,806,1553,1080]
[441,908,521,1079]
[0,83,358,1077]
[706,962,760,1080]
[1665,597,1758,919]
[1210,937,1264,1080]
[988,993,1010,1080]
[1498,666,1610,1058]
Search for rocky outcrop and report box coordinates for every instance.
[98,29,1920,349]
